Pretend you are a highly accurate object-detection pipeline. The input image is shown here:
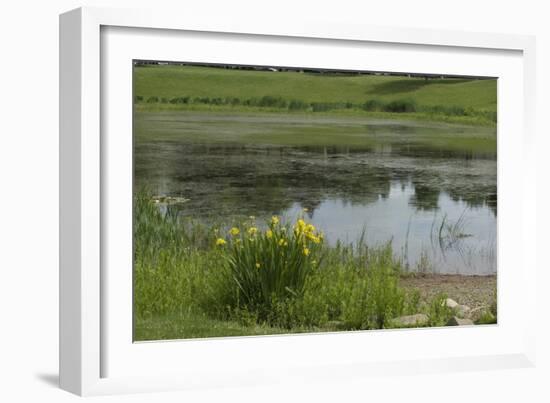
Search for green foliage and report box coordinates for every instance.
[427,293,454,326]
[220,217,323,319]
[288,99,309,111]
[423,104,465,116]
[194,96,211,104]
[310,102,338,112]
[134,93,496,124]
[169,96,190,104]
[475,288,497,325]
[133,190,229,319]
[363,99,384,111]
[229,97,241,106]
[383,99,417,113]
[247,243,418,331]
[258,95,288,108]
[135,91,496,125]
[404,289,422,315]
[475,311,497,325]
[340,264,405,329]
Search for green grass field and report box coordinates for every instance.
[133,65,497,126]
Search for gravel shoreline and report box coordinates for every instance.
[400,274,497,312]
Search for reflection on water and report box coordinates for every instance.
[284,186,495,275]
[135,115,497,275]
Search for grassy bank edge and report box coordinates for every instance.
[135,103,496,127]
[134,273,497,341]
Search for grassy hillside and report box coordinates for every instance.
[134,65,497,125]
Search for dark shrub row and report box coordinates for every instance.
[134,95,495,121]
[135,95,358,113]
[362,98,417,113]
[138,95,418,114]
[421,105,496,121]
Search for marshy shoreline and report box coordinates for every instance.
[134,194,497,341]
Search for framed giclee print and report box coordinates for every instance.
[59,7,537,396]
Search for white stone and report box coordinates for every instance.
[445,298,459,309]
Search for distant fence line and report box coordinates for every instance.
[133,60,496,81]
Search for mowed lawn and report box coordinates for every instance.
[134,65,497,113]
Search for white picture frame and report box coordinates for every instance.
[59,6,537,396]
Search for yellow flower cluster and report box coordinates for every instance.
[278,238,288,247]
[294,218,323,244]
[222,216,321,260]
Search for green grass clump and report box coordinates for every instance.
[475,289,497,325]
[427,293,455,326]
[218,217,323,319]
[475,311,497,325]
[340,263,405,329]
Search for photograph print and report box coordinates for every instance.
[133,61,497,341]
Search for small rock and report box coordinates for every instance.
[445,298,459,309]
[446,316,474,326]
[456,304,471,318]
[445,299,471,318]
[392,314,429,327]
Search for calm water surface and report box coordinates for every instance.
[135,112,497,275]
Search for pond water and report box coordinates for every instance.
[135,112,497,275]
